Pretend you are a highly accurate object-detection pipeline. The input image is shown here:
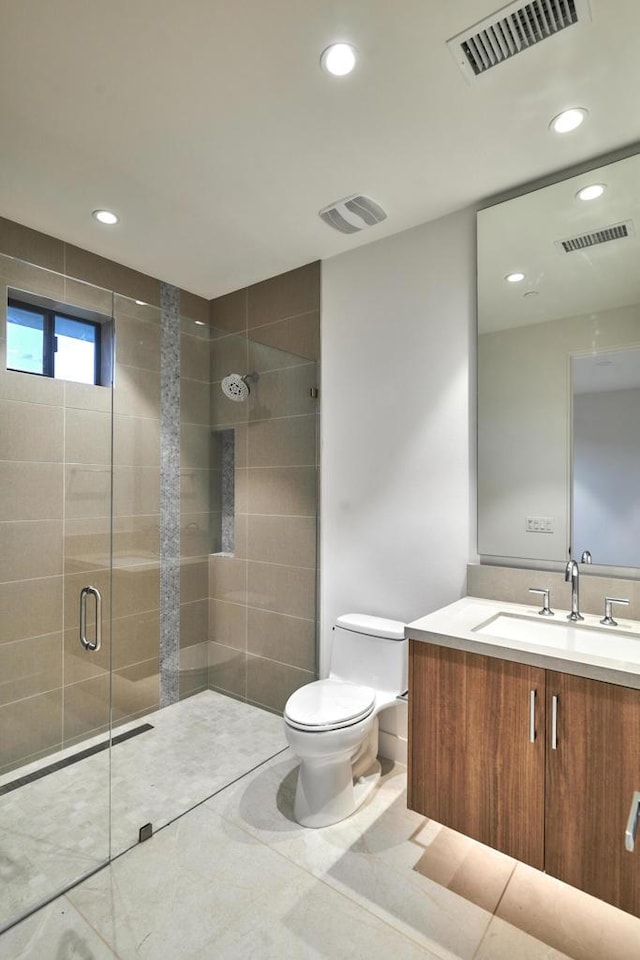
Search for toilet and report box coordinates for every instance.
[284,613,407,828]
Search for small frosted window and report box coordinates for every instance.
[7,299,100,385]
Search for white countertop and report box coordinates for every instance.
[406,596,640,690]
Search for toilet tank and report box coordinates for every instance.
[329,613,407,695]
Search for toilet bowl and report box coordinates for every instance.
[284,614,407,828]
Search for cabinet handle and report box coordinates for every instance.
[625,791,640,852]
[551,694,558,750]
[529,689,536,742]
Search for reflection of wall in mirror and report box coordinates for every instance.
[574,387,640,568]
[478,302,640,562]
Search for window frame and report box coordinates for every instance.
[7,296,102,385]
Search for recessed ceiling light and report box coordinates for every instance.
[320,42,357,77]
[92,209,119,225]
[194,320,206,326]
[135,300,147,306]
[549,108,588,134]
[576,183,605,201]
[505,272,525,283]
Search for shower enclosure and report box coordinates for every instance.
[0,252,319,932]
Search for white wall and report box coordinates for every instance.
[320,208,476,678]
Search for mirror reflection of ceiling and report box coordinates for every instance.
[478,153,640,333]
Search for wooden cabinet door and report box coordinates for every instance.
[545,671,640,916]
[408,640,546,868]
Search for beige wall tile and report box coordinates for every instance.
[112,611,160,670]
[64,380,112,413]
[475,917,573,960]
[63,245,160,307]
[114,414,160,467]
[114,364,160,420]
[6,463,65,531]
[113,465,160,518]
[209,599,247,650]
[246,515,316,568]
[0,576,63,644]
[63,674,110,743]
[210,288,247,337]
[112,659,159,723]
[115,315,160,371]
[247,561,315,620]
[210,333,248,384]
[247,262,320,330]
[0,520,63,582]
[180,599,209,648]
[246,654,313,713]
[63,626,110,686]
[181,422,212,472]
[235,467,249,514]
[65,408,111,465]
[64,464,111,520]
[0,462,63,521]
[0,632,62,706]
[0,366,64,405]
[181,376,211,426]
[179,642,208,700]
[180,468,211,515]
[0,218,64,273]
[113,515,160,561]
[0,688,63,770]
[180,290,209,325]
[247,608,315,671]
[0,399,63,461]
[247,416,317,468]
[246,466,317,516]
[248,309,320,363]
[112,566,159,620]
[181,332,210,382]
[181,512,215,558]
[64,516,159,575]
[63,277,113,316]
[248,364,317,421]
[114,295,160,326]
[208,641,246,698]
[232,512,248,559]
[209,556,247,603]
[180,558,209,605]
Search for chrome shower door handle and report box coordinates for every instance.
[625,791,640,852]
[79,586,102,652]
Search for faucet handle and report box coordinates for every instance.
[529,587,554,617]
[600,597,629,627]
[581,550,592,564]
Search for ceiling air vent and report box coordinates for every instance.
[555,221,635,253]
[447,0,591,81]
[319,195,388,234]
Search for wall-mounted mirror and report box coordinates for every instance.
[477,152,640,568]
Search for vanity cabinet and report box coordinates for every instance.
[408,640,640,916]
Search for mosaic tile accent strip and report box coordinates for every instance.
[160,282,181,706]
[220,428,235,553]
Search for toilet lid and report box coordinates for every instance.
[284,679,375,732]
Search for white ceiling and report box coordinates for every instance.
[1,0,640,299]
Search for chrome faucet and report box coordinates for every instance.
[565,560,584,621]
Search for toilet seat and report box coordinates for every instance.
[284,679,376,732]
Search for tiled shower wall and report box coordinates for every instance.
[208,263,320,712]
[0,215,319,768]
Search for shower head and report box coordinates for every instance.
[221,373,253,402]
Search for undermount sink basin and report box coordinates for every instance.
[474,613,640,664]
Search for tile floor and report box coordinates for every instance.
[0,691,286,930]
[2,749,640,959]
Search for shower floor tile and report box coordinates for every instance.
[0,690,286,932]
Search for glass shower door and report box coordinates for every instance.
[0,256,113,931]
